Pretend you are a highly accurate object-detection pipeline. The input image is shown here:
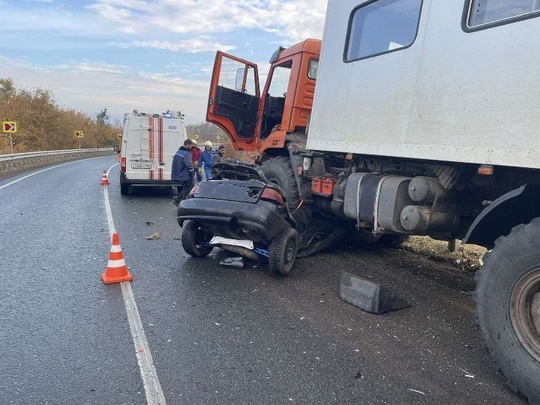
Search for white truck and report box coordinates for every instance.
[205,0,540,401]
[120,110,187,195]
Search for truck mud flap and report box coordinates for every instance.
[340,271,411,314]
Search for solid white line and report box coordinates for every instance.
[0,160,79,190]
[121,282,167,405]
[102,164,166,405]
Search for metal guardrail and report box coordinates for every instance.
[0,148,116,176]
[0,148,113,162]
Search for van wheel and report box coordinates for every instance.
[181,220,214,258]
[268,227,298,276]
[120,183,130,195]
[475,219,540,403]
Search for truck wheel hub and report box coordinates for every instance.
[510,266,540,362]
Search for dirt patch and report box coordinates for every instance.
[401,236,486,273]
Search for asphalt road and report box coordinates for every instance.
[0,156,526,404]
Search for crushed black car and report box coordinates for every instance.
[177,160,299,275]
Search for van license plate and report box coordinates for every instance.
[131,163,152,169]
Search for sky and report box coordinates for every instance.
[0,0,327,125]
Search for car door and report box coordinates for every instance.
[207,52,260,148]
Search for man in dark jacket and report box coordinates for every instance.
[211,145,226,167]
[172,139,194,206]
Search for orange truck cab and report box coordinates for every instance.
[206,39,321,157]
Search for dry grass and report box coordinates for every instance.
[401,236,487,273]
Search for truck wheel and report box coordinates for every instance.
[475,218,540,403]
[181,220,214,258]
[261,156,311,229]
[268,227,298,275]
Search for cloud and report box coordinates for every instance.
[116,37,236,53]
[88,0,327,42]
[73,62,130,74]
[0,55,210,124]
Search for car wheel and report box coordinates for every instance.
[181,220,214,258]
[475,219,540,403]
[268,227,298,275]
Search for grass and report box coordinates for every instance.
[401,236,487,273]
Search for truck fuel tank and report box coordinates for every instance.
[343,173,414,233]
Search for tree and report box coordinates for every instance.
[96,107,109,125]
[0,78,122,154]
[0,78,16,99]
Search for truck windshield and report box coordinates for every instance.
[261,61,292,138]
[267,63,292,99]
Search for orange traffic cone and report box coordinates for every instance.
[100,170,110,186]
[102,233,133,284]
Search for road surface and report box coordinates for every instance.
[0,156,525,404]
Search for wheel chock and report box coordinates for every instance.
[340,271,411,314]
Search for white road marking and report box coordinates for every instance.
[0,160,79,190]
[103,163,167,405]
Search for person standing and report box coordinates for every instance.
[190,139,202,183]
[172,139,194,206]
[199,141,214,180]
[211,145,226,169]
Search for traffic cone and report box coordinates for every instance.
[100,170,110,186]
[102,233,133,284]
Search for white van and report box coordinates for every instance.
[120,110,187,195]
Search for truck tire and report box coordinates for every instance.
[181,220,214,258]
[268,227,298,275]
[475,218,540,403]
[261,156,311,229]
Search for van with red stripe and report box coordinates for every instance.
[120,110,187,195]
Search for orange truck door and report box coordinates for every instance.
[207,52,260,150]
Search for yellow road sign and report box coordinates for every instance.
[2,121,17,133]
[117,134,122,140]
[75,130,84,138]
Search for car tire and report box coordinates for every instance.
[268,227,298,276]
[181,220,214,258]
[475,218,540,403]
[261,156,311,230]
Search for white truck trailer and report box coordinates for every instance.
[205,0,540,401]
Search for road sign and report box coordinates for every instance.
[2,121,17,133]
[117,134,122,140]
[75,131,84,138]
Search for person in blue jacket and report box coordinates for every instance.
[199,141,214,180]
[172,139,194,205]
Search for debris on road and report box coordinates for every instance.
[340,271,411,314]
[146,232,161,240]
[219,256,244,269]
